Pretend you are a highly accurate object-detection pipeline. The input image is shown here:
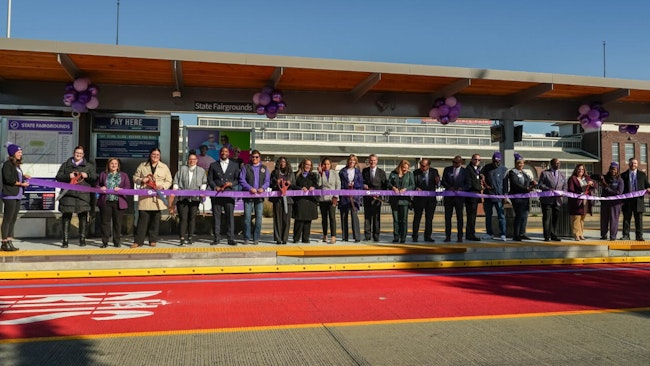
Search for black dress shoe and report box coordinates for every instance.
[114,243,121,248]
[186,239,193,245]
[399,239,406,243]
[550,236,562,241]
[600,236,607,240]
[424,238,435,242]
[620,236,630,240]
[100,243,108,248]
[456,239,463,243]
[512,237,522,241]
[392,238,399,243]
[412,237,419,242]
[228,240,236,246]
[444,238,451,243]
[354,239,361,243]
[637,237,645,241]
[62,243,69,248]
[365,236,371,241]
[211,238,220,245]
[468,237,481,241]
[544,238,550,242]
[521,235,532,240]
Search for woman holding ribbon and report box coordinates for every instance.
[2,144,30,251]
[567,164,595,241]
[270,157,294,244]
[56,145,97,248]
[131,147,172,248]
[97,157,131,248]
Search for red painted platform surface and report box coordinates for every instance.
[1,264,650,340]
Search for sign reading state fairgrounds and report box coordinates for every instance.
[194,101,255,113]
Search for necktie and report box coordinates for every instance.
[454,168,458,178]
[632,172,637,190]
[424,172,429,185]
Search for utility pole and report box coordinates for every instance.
[116,0,121,45]
[6,0,11,38]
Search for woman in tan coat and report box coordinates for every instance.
[131,148,172,248]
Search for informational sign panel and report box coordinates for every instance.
[93,116,160,132]
[6,118,75,164]
[96,134,159,158]
[21,178,56,211]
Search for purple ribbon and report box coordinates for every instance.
[28,178,648,202]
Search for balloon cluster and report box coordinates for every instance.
[618,124,639,134]
[577,102,608,131]
[428,96,460,125]
[253,87,286,119]
[63,77,100,116]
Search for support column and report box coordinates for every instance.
[499,119,515,169]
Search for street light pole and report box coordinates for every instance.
[6,0,12,38]
[116,0,120,45]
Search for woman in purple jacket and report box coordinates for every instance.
[97,158,131,248]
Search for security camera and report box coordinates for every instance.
[172,90,182,98]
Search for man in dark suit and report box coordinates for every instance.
[464,154,483,241]
[620,158,650,241]
[537,158,567,241]
[441,155,468,243]
[207,147,241,245]
[362,154,387,242]
[412,158,440,242]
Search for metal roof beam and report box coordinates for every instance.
[56,53,81,79]
[349,73,381,102]
[432,78,471,102]
[586,88,630,105]
[269,67,284,88]
[505,83,554,107]
[172,60,184,92]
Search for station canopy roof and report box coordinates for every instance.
[2,38,650,123]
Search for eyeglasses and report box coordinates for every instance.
[251,155,260,159]
[472,158,481,161]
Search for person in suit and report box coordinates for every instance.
[567,164,595,241]
[56,145,98,248]
[620,158,650,241]
[171,153,207,246]
[508,155,536,241]
[97,157,131,248]
[388,160,415,243]
[480,151,508,241]
[1,144,30,252]
[441,155,468,243]
[207,146,241,246]
[464,154,484,241]
[537,158,567,241]
[318,157,341,244]
[599,162,624,241]
[362,154,388,242]
[131,147,172,248]
[270,157,295,244]
[239,149,270,245]
[412,158,440,242]
[293,159,319,243]
[339,154,363,242]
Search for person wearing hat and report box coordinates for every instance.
[1,144,30,251]
[480,151,508,241]
[56,145,97,248]
[599,162,624,241]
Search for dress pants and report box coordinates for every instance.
[412,197,435,240]
[444,197,464,240]
[341,208,361,241]
[273,200,292,243]
[100,200,124,244]
[212,198,235,241]
[512,198,530,239]
[177,200,199,240]
[134,210,161,245]
[465,199,479,239]
[363,199,382,241]
[541,203,561,239]
[600,202,621,240]
[622,206,644,239]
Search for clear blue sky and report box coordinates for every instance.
[3,0,649,132]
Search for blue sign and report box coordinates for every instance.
[94,116,159,132]
[96,134,159,158]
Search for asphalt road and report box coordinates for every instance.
[1,264,649,365]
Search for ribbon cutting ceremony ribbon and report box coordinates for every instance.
[145,174,170,207]
[279,179,290,214]
[29,178,648,202]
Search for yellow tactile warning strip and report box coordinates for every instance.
[2,256,650,280]
[609,244,650,250]
[277,244,466,256]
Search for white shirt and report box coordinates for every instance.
[220,158,230,172]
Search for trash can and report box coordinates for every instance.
[556,201,572,238]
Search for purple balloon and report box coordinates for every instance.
[428,107,440,119]
[265,102,278,114]
[599,110,609,120]
[86,96,99,109]
[439,116,450,124]
[71,100,88,113]
[77,90,92,104]
[253,92,262,105]
[271,90,283,103]
[276,101,286,111]
[448,106,460,119]
[65,82,75,92]
[444,96,457,107]
[437,105,450,116]
[87,84,100,96]
[434,98,445,108]
[258,93,271,106]
[73,77,90,92]
[578,104,590,115]
[579,115,590,124]
[261,86,274,95]
[589,120,602,129]
[628,125,639,134]
[265,112,277,119]
[256,105,266,115]
[587,109,600,120]
[63,91,77,104]
[618,125,628,133]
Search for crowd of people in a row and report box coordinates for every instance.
[2,144,649,251]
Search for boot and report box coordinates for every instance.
[1,241,10,251]
[62,217,70,248]
[79,213,88,246]
[7,240,19,251]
